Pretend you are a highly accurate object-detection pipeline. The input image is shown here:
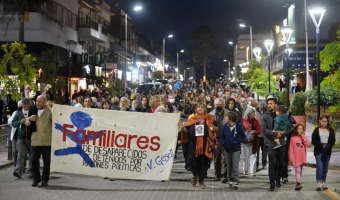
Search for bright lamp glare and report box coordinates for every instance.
[133,5,143,11]
[168,34,173,38]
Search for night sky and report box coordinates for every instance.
[115,0,336,80]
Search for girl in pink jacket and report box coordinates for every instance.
[288,124,311,191]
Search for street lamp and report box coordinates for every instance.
[264,39,274,93]
[124,5,143,88]
[162,34,173,70]
[281,26,294,107]
[224,59,231,81]
[309,5,326,120]
[65,39,77,103]
[176,49,184,80]
[240,23,253,60]
[253,47,261,66]
[175,67,178,79]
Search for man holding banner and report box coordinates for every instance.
[29,95,52,187]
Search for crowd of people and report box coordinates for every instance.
[6,78,336,191]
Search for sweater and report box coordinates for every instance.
[311,127,336,156]
[288,135,311,167]
[221,122,246,152]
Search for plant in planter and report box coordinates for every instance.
[291,92,306,128]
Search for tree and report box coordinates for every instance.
[320,25,340,92]
[189,25,223,78]
[246,67,276,98]
[152,70,163,79]
[34,48,55,84]
[0,0,62,42]
[0,42,38,101]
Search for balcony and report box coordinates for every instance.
[78,17,108,43]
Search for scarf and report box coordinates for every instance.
[186,114,215,158]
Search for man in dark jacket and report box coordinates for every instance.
[260,98,286,191]
[12,98,34,178]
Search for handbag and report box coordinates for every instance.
[244,124,254,143]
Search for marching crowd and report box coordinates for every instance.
[6,78,336,191]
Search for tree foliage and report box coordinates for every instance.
[320,25,340,92]
[189,25,223,78]
[34,48,55,84]
[246,67,276,98]
[0,42,38,101]
[152,70,163,80]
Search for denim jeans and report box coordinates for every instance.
[315,153,330,182]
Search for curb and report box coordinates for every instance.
[336,188,340,195]
[0,161,13,170]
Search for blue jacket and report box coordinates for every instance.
[221,122,246,152]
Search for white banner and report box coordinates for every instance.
[50,105,180,181]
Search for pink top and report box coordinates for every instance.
[288,135,311,167]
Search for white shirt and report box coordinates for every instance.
[37,109,44,117]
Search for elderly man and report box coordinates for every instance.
[12,98,34,179]
[29,95,52,187]
[209,97,229,183]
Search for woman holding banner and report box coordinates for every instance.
[181,103,217,189]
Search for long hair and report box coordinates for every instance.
[292,123,304,136]
[318,114,332,131]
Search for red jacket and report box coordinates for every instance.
[242,116,261,153]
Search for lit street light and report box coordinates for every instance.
[281,26,294,107]
[176,49,184,80]
[124,5,143,88]
[162,34,173,70]
[253,47,261,66]
[309,5,326,120]
[264,39,274,93]
[65,39,77,103]
[240,23,253,60]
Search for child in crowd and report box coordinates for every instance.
[273,105,292,149]
[221,111,246,189]
[288,124,311,190]
[312,115,336,191]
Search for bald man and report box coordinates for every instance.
[29,95,52,187]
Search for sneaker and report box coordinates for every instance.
[232,182,239,189]
[243,172,249,175]
[273,144,282,149]
[32,179,41,187]
[276,181,281,188]
[321,183,328,190]
[199,182,207,189]
[222,178,228,183]
[229,181,234,188]
[269,181,275,191]
[282,178,288,184]
[295,183,302,191]
[41,182,48,187]
[13,171,22,179]
[316,182,322,191]
[250,173,256,176]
